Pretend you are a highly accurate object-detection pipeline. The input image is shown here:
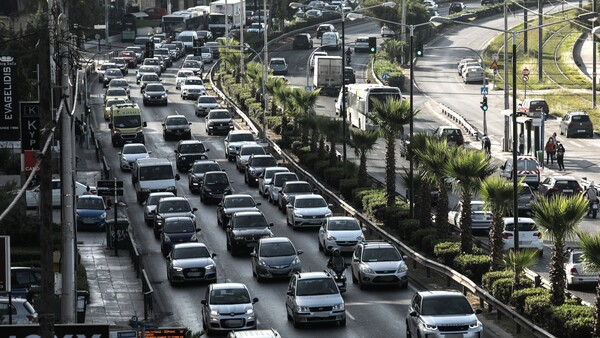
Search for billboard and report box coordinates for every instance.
[20,101,39,151]
[0,56,19,142]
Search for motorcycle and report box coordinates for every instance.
[327,267,347,293]
[588,199,599,218]
[345,54,351,65]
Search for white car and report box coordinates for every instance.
[118,143,151,171]
[565,248,600,289]
[268,172,299,206]
[200,47,214,64]
[235,144,265,171]
[457,57,479,75]
[175,69,195,90]
[143,192,176,226]
[381,25,394,37]
[448,200,492,232]
[25,179,95,208]
[502,217,544,256]
[224,130,257,161]
[318,216,365,254]
[180,60,204,76]
[310,51,328,69]
[180,76,207,100]
[462,66,485,84]
[195,95,220,117]
[286,194,332,229]
[258,167,290,197]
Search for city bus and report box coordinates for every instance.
[162,9,209,36]
[346,84,403,131]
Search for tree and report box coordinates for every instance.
[481,176,517,271]
[266,76,287,116]
[576,230,600,336]
[445,147,495,253]
[406,132,435,227]
[381,39,404,64]
[531,194,587,305]
[500,249,539,290]
[349,129,379,187]
[272,85,293,143]
[288,87,320,145]
[414,138,453,236]
[371,98,411,207]
[244,62,263,101]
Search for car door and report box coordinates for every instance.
[285,276,297,314]
[351,245,363,279]
[561,114,570,134]
[202,287,211,325]
[318,221,327,246]
[407,293,422,336]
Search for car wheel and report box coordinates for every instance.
[338,318,346,327]
[351,267,357,284]
[358,272,366,290]
[200,192,205,203]
[292,315,301,328]
[244,173,248,184]
[136,193,144,205]
[560,127,564,135]
[406,320,412,338]
[318,239,323,251]
[153,228,159,240]
[226,238,231,251]
[566,129,570,138]
[566,282,573,290]
[268,194,273,204]
[286,216,291,227]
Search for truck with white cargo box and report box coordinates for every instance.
[313,55,343,96]
[209,0,245,37]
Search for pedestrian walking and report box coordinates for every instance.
[74,117,82,145]
[545,137,556,165]
[482,135,491,156]
[518,132,524,155]
[556,142,566,170]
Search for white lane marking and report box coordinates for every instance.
[346,310,355,321]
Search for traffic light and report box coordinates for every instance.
[416,42,424,57]
[368,37,377,54]
[481,95,488,111]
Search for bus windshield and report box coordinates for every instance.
[113,115,142,128]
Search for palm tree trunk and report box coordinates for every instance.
[594,278,600,336]
[358,152,368,187]
[550,241,566,305]
[385,134,396,207]
[437,183,450,237]
[416,181,432,227]
[460,192,473,253]
[489,212,505,271]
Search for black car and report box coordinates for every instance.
[204,109,234,135]
[200,171,233,204]
[293,33,313,49]
[103,69,124,88]
[226,211,273,255]
[109,57,129,75]
[344,67,356,84]
[162,115,191,140]
[244,154,278,187]
[143,83,168,106]
[188,160,222,193]
[175,140,210,171]
[448,2,467,15]
[217,194,261,228]
[160,217,200,256]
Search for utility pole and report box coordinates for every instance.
[538,0,543,81]
[401,0,407,64]
[39,0,56,336]
[240,0,245,86]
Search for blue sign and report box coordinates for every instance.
[480,86,488,95]
[305,85,313,91]
[493,69,498,75]
[382,73,389,80]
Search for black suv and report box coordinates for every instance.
[293,33,313,49]
[226,211,273,255]
[175,140,209,171]
[188,160,222,193]
[244,154,277,187]
[344,67,356,84]
[200,171,233,204]
[152,196,197,239]
[448,2,466,15]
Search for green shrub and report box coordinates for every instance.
[266,116,282,134]
[301,153,321,167]
[291,141,304,154]
[419,229,440,254]
[491,278,514,303]
[387,72,405,92]
[323,167,345,188]
[339,179,358,201]
[434,241,462,266]
[452,254,490,284]
[482,270,513,291]
[314,160,330,178]
[548,304,594,338]
[510,287,549,313]
[374,205,409,228]
[352,188,373,210]
[523,294,553,326]
[361,189,387,217]
[396,219,420,241]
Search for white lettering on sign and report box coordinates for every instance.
[2,69,13,121]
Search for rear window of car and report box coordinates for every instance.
[554,180,580,189]
[516,159,538,171]
[572,115,591,122]
[505,222,538,232]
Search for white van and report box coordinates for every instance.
[132,158,181,204]
[500,155,541,188]
[177,31,198,53]
[321,32,340,51]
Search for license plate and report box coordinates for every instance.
[315,312,331,317]
[578,130,586,132]
[519,241,532,245]
[445,335,464,338]
[188,272,200,277]
[225,319,243,327]
[563,189,573,193]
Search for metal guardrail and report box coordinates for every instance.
[128,235,141,279]
[141,268,154,321]
[440,103,480,140]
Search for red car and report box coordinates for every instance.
[144,7,167,20]
[118,50,138,68]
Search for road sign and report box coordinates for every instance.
[97,180,124,188]
[305,85,313,91]
[94,24,106,30]
[523,75,529,82]
[97,188,124,196]
[522,67,530,76]
[94,33,100,40]
[480,86,488,95]
[382,73,389,80]
[493,69,498,75]
[490,60,499,70]
[492,54,498,61]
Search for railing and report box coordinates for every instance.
[127,235,141,279]
[440,103,480,140]
[141,269,154,321]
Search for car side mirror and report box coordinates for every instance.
[409,310,417,317]
[192,207,198,212]
[201,300,206,305]
[403,255,409,260]
[211,253,217,258]
[205,148,210,152]
[108,123,113,129]
[175,174,181,180]
[297,250,304,255]
[287,290,294,296]
[105,206,111,211]
[269,222,274,227]
[474,308,482,314]
[250,252,256,257]
[217,202,222,207]
[328,203,333,208]
[117,152,122,156]
[313,189,318,193]
[196,227,201,232]
[352,258,359,262]
[147,150,151,154]
[252,297,259,303]
[361,227,367,232]
[174,150,179,153]
[583,177,588,181]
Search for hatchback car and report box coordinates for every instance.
[76,195,109,231]
[316,23,336,38]
[119,143,151,170]
[318,216,365,254]
[462,66,485,84]
[381,25,394,37]
[175,69,194,90]
[143,83,168,106]
[188,160,222,194]
[286,194,332,229]
[448,200,492,232]
[205,109,234,135]
[201,171,233,203]
[143,192,175,226]
[278,181,314,212]
[433,126,464,146]
[268,172,299,206]
[224,130,257,160]
[517,98,549,118]
[102,68,124,87]
[167,242,217,285]
[152,196,198,239]
[160,217,200,256]
[560,111,594,138]
[217,194,261,228]
[565,248,600,289]
[502,217,544,256]
[538,175,583,197]
[258,167,290,197]
[293,33,313,49]
[448,2,467,14]
[252,237,302,282]
[226,211,274,255]
[350,241,409,289]
[0,297,38,324]
[244,155,278,187]
[406,291,483,338]
[236,144,266,172]
[354,37,370,52]
[517,182,536,215]
[196,95,220,117]
[162,115,191,140]
[174,140,209,171]
[201,283,258,335]
[269,58,288,76]
[285,271,346,327]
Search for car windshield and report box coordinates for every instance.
[471,203,485,212]
[271,60,285,66]
[106,99,126,107]
[123,145,147,154]
[274,174,298,186]
[209,110,230,119]
[516,160,538,171]
[173,246,210,259]
[230,133,255,142]
[241,146,265,156]
[107,89,126,96]
[179,143,205,153]
[106,70,122,77]
[113,115,141,128]
[192,163,220,174]
[110,80,128,87]
[210,288,251,304]
[297,278,338,296]
[199,96,217,104]
[178,71,193,78]
[572,115,591,122]
[328,219,359,231]
[206,174,229,185]
[265,169,286,179]
[185,79,204,86]
[250,157,276,167]
[234,215,267,228]
[77,198,104,210]
[421,296,474,316]
[362,247,401,262]
[166,117,188,125]
[146,84,164,92]
[554,180,580,189]
[296,197,326,208]
[158,200,191,213]
[145,59,159,66]
[139,67,154,73]
[286,184,312,193]
[139,165,173,180]
[183,62,201,68]
[147,194,172,206]
[573,252,585,264]
[163,219,195,233]
[505,222,537,232]
[260,242,296,257]
[224,197,255,208]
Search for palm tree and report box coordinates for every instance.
[500,249,539,290]
[349,129,379,187]
[576,230,600,336]
[381,39,404,64]
[317,116,343,166]
[370,98,412,207]
[272,85,293,142]
[481,176,518,271]
[407,132,434,226]
[531,194,587,305]
[266,76,286,116]
[288,88,320,145]
[445,147,495,253]
[414,138,453,237]
[244,62,263,101]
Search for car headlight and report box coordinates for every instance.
[234,236,244,240]
[294,211,304,218]
[166,186,176,192]
[292,256,301,265]
[173,267,183,272]
[245,308,254,315]
[190,233,198,241]
[164,235,170,242]
[143,92,150,98]
[204,187,212,192]
[100,212,106,219]
[326,235,336,241]
[296,306,310,313]
[325,211,333,217]
[210,310,219,316]
[161,94,166,98]
[356,235,365,241]
[258,259,267,267]
[121,156,127,162]
[423,323,438,330]
[180,156,186,160]
[205,264,215,270]
[397,261,408,273]
[360,264,375,274]
[228,145,235,150]
[224,186,232,192]
[332,303,344,311]
[469,321,482,329]
[141,188,150,193]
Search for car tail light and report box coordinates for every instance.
[568,122,573,128]
[533,232,541,238]
[502,232,513,239]
[27,315,37,323]
[458,135,464,143]
[570,267,579,275]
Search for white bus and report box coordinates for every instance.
[346,84,403,131]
